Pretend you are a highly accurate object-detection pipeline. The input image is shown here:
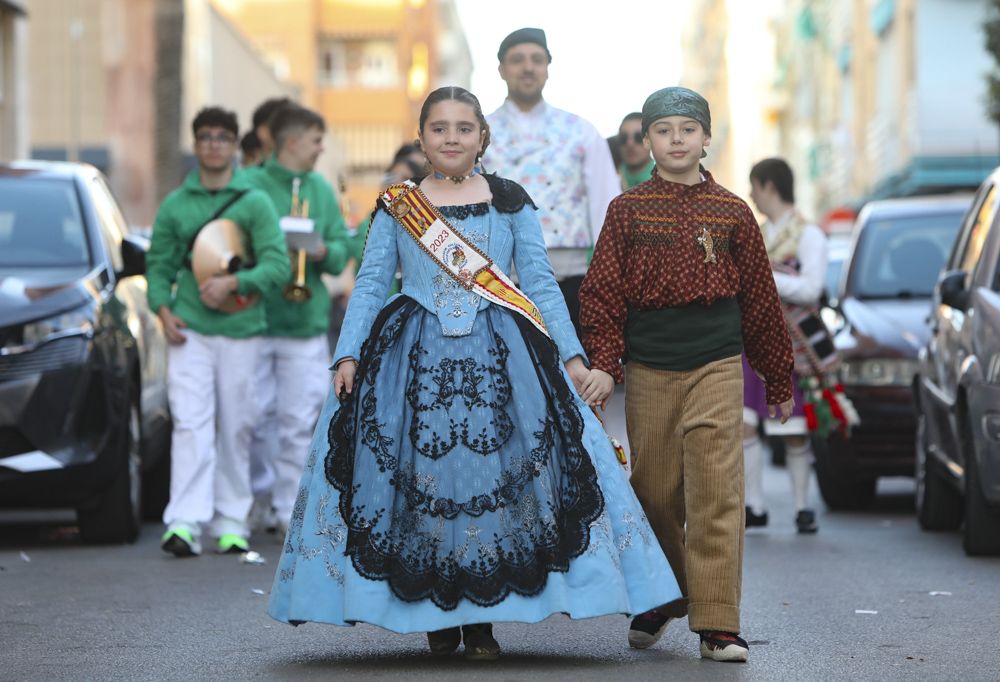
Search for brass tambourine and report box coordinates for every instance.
[191,218,259,314]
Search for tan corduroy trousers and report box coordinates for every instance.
[625,355,745,634]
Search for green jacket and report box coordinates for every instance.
[146,170,290,338]
[620,158,657,189]
[243,159,350,337]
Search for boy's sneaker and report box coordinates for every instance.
[699,631,749,662]
[745,506,769,528]
[161,527,201,557]
[795,509,818,534]
[628,610,673,649]
[217,533,250,554]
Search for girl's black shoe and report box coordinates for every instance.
[461,623,500,661]
[426,627,461,656]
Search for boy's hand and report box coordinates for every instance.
[199,274,237,310]
[768,398,795,423]
[308,244,329,262]
[157,306,187,345]
[565,356,589,394]
[580,368,615,409]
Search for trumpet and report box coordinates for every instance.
[283,178,313,303]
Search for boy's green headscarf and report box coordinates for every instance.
[641,87,712,136]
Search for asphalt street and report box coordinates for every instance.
[2,389,999,682]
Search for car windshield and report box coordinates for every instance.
[0,176,91,267]
[851,210,964,299]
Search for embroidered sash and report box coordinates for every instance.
[381,181,549,337]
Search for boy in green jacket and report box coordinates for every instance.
[147,107,290,557]
[243,105,350,537]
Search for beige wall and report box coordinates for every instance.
[27,0,107,151]
[105,0,157,225]
[0,5,28,161]
[182,0,300,147]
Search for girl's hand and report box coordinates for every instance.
[565,355,589,394]
[334,359,357,400]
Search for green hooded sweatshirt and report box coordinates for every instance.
[146,170,290,338]
[243,159,350,337]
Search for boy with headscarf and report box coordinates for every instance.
[578,86,795,663]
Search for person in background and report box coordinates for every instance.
[250,96,295,163]
[743,158,828,534]
[382,142,427,186]
[482,27,620,335]
[617,112,656,190]
[146,107,289,557]
[244,104,351,538]
[240,130,263,168]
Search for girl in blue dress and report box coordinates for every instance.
[267,86,681,660]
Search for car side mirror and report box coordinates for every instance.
[118,235,148,279]
[938,269,969,311]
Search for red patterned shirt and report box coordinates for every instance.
[579,170,794,404]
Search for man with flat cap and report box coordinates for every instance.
[482,27,620,335]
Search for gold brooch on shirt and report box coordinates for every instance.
[697,227,717,264]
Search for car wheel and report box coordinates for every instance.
[915,413,963,531]
[962,423,1000,556]
[813,434,877,510]
[78,395,142,544]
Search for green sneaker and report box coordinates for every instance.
[217,533,250,554]
[161,527,201,557]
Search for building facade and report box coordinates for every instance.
[684,0,1000,219]
[26,0,295,225]
[0,0,27,162]
[215,0,471,224]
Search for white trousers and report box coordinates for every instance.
[162,331,260,537]
[248,335,330,523]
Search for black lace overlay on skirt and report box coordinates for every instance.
[325,296,603,610]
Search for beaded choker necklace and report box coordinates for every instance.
[431,165,481,184]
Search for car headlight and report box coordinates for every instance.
[21,308,94,347]
[839,359,918,387]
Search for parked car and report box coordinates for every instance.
[0,161,171,543]
[813,195,971,509]
[914,173,1000,555]
[819,231,853,332]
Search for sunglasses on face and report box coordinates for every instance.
[618,131,644,146]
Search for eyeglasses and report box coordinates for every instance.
[618,131,644,146]
[195,132,237,145]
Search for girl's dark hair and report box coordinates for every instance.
[418,86,491,159]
